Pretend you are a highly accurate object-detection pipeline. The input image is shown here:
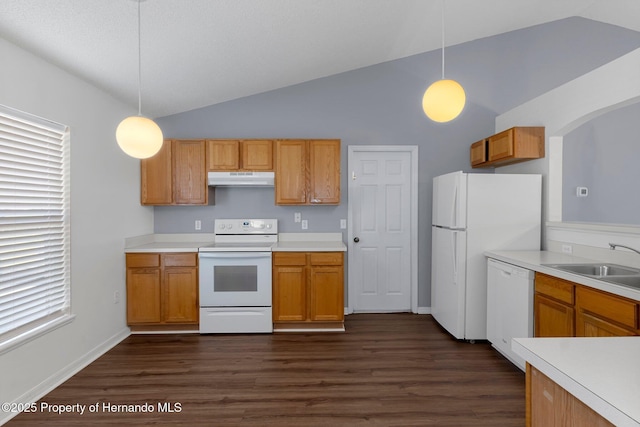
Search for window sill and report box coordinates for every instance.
[0,314,76,355]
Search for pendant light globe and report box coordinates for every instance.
[116,0,163,159]
[116,115,163,159]
[422,79,466,123]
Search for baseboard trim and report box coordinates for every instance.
[0,328,131,425]
[345,307,432,315]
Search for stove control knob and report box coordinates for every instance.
[266,224,272,229]
[226,223,233,230]
[218,224,226,229]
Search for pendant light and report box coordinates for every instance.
[116,0,163,159]
[422,0,466,123]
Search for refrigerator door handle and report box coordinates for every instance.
[451,183,458,228]
[451,231,458,280]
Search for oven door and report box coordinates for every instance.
[199,251,272,307]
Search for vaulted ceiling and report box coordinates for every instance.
[1,0,639,118]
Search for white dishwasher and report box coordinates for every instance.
[486,258,534,371]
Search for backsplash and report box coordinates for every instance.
[546,222,640,268]
[153,186,346,235]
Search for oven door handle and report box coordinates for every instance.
[198,252,272,259]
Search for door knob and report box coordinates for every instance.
[353,237,360,243]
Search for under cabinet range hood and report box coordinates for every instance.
[207,171,274,187]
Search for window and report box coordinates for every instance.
[0,104,71,353]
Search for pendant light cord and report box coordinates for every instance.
[441,0,445,80]
[137,0,142,116]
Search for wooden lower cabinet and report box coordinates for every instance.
[528,365,614,427]
[126,253,199,331]
[534,294,575,337]
[273,251,344,330]
[575,286,638,337]
[534,273,575,337]
[534,272,639,337]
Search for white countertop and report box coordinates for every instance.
[485,250,640,301]
[124,232,346,253]
[513,337,640,427]
[271,241,346,252]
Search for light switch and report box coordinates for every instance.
[301,220,308,230]
[294,212,301,223]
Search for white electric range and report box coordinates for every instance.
[198,219,277,333]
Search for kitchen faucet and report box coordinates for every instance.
[609,243,640,256]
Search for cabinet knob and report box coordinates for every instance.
[353,237,360,243]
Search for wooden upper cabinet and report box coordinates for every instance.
[242,140,274,171]
[309,140,341,204]
[173,140,208,204]
[470,139,487,167]
[275,139,341,205]
[275,140,309,205]
[140,141,173,205]
[207,139,273,171]
[141,139,211,206]
[471,126,544,168]
[207,140,239,170]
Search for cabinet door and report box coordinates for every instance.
[309,265,343,321]
[242,140,273,171]
[173,140,207,204]
[488,129,514,162]
[163,267,199,323]
[126,268,162,324]
[275,140,307,205]
[308,140,340,204]
[577,311,637,337]
[534,294,574,337]
[575,286,637,331]
[207,140,240,171]
[140,140,172,205]
[470,139,487,166]
[272,265,307,321]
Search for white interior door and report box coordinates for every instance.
[348,146,417,313]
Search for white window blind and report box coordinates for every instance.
[0,104,71,351]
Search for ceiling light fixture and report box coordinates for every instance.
[116,0,163,159]
[422,0,466,123]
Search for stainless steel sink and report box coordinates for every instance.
[602,275,640,290]
[543,263,640,277]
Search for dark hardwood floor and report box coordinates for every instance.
[8,314,525,426]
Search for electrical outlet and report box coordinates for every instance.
[195,220,202,230]
[301,219,308,230]
[113,291,120,304]
[561,244,573,254]
[340,219,347,229]
[294,212,301,223]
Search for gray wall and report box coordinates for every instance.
[563,101,640,225]
[155,17,640,308]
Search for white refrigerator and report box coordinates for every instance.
[431,171,541,341]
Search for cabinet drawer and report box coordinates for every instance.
[309,252,343,266]
[163,253,197,267]
[535,273,574,305]
[126,253,160,268]
[576,286,638,329]
[273,252,307,266]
